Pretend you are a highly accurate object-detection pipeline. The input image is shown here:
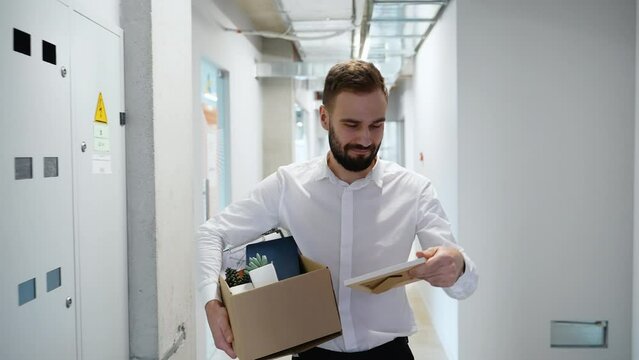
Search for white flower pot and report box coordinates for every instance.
[229,282,254,295]
[249,263,278,288]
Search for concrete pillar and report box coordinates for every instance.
[122,0,195,358]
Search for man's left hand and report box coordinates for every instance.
[408,246,465,287]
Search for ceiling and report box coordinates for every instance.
[233,0,449,88]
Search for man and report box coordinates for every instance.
[197,60,478,359]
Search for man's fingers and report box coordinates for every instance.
[212,321,236,358]
[415,247,438,259]
[219,319,234,344]
[410,247,442,278]
[216,314,236,358]
[205,300,237,358]
[213,330,236,359]
[410,247,462,287]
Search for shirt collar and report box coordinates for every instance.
[313,153,383,189]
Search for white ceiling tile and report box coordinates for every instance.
[292,19,353,32]
[298,32,351,47]
[280,0,352,20]
[372,3,440,20]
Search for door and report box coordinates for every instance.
[200,60,231,220]
[0,1,77,359]
[70,12,128,360]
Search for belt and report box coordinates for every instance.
[294,337,414,360]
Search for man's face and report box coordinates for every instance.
[321,89,387,172]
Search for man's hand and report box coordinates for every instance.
[204,300,236,359]
[408,246,465,287]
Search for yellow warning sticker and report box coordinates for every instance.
[94,92,108,123]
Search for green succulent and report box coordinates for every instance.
[224,267,250,287]
[246,253,270,273]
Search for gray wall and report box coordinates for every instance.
[262,77,294,176]
[635,2,639,358]
[261,39,296,177]
[122,0,195,358]
[456,1,635,359]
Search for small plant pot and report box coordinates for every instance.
[229,282,254,295]
[249,263,278,288]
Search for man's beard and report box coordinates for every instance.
[328,124,380,172]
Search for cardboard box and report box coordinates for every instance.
[220,255,342,360]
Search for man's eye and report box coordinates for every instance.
[345,123,358,128]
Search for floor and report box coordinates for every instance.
[405,282,449,360]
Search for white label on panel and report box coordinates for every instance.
[93,123,110,139]
[92,154,112,174]
[94,123,111,152]
[94,138,111,152]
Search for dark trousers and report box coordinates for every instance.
[295,337,414,360]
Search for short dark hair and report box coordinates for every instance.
[322,60,388,111]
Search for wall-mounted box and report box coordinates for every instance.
[550,320,608,348]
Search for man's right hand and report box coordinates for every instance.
[205,300,236,358]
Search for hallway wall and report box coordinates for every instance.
[122,0,196,359]
[456,0,634,359]
[192,2,265,359]
[262,77,294,176]
[634,2,639,358]
[262,39,296,176]
[192,0,264,208]
[405,0,636,358]
[410,0,460,358]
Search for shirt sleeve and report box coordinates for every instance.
[415,181,478,300]
[196,172,282,306]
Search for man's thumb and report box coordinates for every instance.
[417,247,438,259]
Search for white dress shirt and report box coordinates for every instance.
[197,155,478,352]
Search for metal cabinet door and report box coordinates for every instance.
[0,1,77,359]
[70,13,129,360]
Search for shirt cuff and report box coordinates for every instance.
[199,282,222,306]
[444,254,478,300]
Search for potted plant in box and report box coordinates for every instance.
[246,253,278,288]
[224,267,254,295]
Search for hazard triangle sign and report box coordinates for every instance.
[94,92,108,123]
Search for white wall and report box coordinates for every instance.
[192,2,264,359]
[152,0,195,359]
[634,2,639,358]
[410,1,460,358]
[457,1,634,359]
[192,0,263,209]
[396,78,416,170]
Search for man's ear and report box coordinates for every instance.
[319,105,330,131]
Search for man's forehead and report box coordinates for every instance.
[334,89,387,99]
[332,90,387,108]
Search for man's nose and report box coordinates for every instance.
[356,128,372,147]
